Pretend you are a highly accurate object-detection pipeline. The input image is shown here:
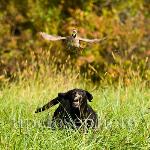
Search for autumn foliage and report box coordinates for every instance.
[0,0,149,84]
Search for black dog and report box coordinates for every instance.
[35,89,98,129]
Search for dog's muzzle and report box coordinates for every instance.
[72,93,82,108]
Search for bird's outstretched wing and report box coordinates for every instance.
[39,32,66,41]
[77,37,107,43]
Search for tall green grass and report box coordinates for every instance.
[0,75,150,149]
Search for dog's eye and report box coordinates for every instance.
[74,91,77,95]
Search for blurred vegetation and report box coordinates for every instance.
[0,0,150,85]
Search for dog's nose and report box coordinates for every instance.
[72,101,79,108]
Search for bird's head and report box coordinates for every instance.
[72,29,77,38]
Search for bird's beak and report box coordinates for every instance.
[72,30,77,38]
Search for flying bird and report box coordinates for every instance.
[39,29,106,53]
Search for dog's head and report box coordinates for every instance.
[58,89,93,108]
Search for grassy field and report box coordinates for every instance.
[0,75,150,150]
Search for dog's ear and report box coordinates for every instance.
[85,91,93,102]
[58,92,66,98]
[35,97,59,113]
